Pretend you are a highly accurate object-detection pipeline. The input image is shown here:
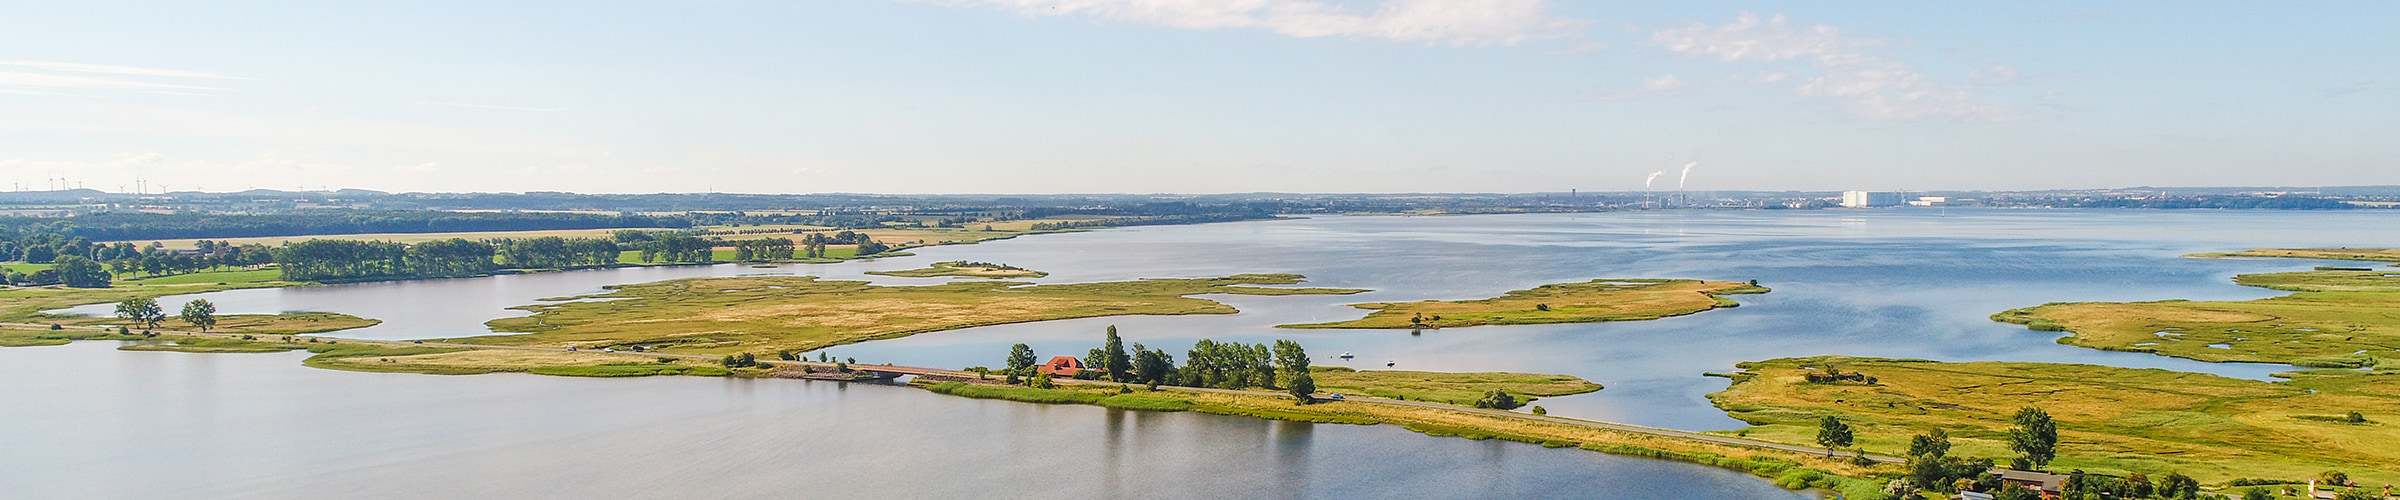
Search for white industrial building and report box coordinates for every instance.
[1841,191,1903,208]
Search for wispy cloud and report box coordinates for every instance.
[914,0,1588,46]
[1651,13,2014,121]
[0,71,228,93]
[419,101,567,112]
[1595,74,1684,100]
[0,60,251,80]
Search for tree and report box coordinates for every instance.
[1908,428,1952,459]
[179,299,218,332]
[2335,488,2380,500]
[1101,326,1131,381]
[1816,416,1854,454]
[1006,343,1036,376]
[1993,485,2041,500]
[54,256,110,288]
[114,297,164,329]
[1028,371,1054,389]
[2157,472,2198,499]
[1272,339,1310,388]
[2242,487,2275,500]
[2319,471,2351,488]
[1286,369,1316,404]
[2007,407,2058,469]
[1474,389,1521,410]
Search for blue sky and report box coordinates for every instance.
[1,1,2393,194]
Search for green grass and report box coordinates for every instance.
[923,381,1109,404]
[1995,270,2400,364]
[116,268,283,285]
[2189,248,2400,264]
[2,262,55,273]
[119,336,307,353]
[527,363,732,377]
[866,261,1047,279]
[0,281,289,324]
[1096,394,1193,411]
[1710,355,2400,486]
[0,327,142,347]
[1308,366,1601,406]
[1281,279,1768,329]
[467,274,1366,354]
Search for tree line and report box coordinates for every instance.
[2,210,689,241]
[994,326,1321,403]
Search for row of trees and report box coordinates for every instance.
[112,297,216,331]
[1002,327,1321,402]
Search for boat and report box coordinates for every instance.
[1337,351,1354,359]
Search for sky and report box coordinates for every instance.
[1,1,2394,194]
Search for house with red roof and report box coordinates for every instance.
[1039,356,1086,377]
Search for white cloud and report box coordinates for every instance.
[917,0,1588,46]
[1651,13,2013,121]
[0,60,250,80]
[1641,74,1683,91]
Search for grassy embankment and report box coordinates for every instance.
[468,274,1366,354]
[1308,366,1601,406]
[1281,278,1768,329]
[6,325,739,377]
[918,378,1886,498]
[1710,355,2400,486]
[1992,269,2400,367]
[2189,248,2400,265]
[865,261,1048,279]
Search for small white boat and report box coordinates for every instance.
[1386,360,1396,367]
[1337,351,1354,359]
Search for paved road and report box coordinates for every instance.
[21,321,1897,463]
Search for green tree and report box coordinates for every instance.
[2157,472,2198,499]
[1908,428,1951,459]
[1286,369,1316,404]
[1817,416,1854,454]
[2335,488,2380,500]
[1006,343,1037,376]
[1029,371,1054,389]
[2241,487,2274,500]
[2319,471,2350,488]
[179,299,217,332]
[1101,326,1131,381]
[54,256,110,288]
[114,297,164,329]
[1993,486,2041,500]
[1271,339,1310,388]
[1474,389,1521,410]
[2007,407,2058,469]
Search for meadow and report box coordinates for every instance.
[865,261,1047,279]
[1710,355,2400,486]
[468,274,1366,354]
[1308,366,1602,406]
[1281,278,1768,329]
[1995,269,2400,366]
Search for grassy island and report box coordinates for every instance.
[1711,355,2400,485]
[1995,269,2400,366]
[1308,366,1601,406]
[2189,248,2400,264]
[469,274,1366,354]
[865,261,1048,279]
[1281,278,1767,329]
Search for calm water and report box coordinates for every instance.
[22,209,2400,498]
[0,341,1807,499]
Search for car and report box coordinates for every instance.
[603,348,616,353]
[566,347,579,352]
[1328,394,1345,400]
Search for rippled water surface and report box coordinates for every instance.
[20,209,2400,498]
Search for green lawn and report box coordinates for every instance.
[116,268,284,285]
[1282,279,1769,329]
[1,262,54,274]
[1309,366,1601,406]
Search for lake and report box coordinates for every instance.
[23,209,2400,497]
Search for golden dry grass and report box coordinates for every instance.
[1282,279,1768,329]
[2190,248,2400,264]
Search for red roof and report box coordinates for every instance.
[1039,356,1086,376]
